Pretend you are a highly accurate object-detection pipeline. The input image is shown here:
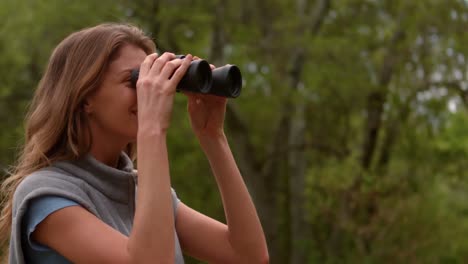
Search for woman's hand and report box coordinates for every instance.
[183,58,228,139]
[136,52,192,134]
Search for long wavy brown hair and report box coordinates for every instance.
[0,23,155,260]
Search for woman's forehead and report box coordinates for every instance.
[109,45,146,72]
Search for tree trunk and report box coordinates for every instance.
[377,101,410,172]
[361,91,386,170]
[360,28,405,170]
[289,98,308,264]
[288,1,330,263]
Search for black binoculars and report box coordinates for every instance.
[130,55,242,98]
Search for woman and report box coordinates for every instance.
[0,23,268,263]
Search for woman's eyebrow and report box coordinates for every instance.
[118,68,133,75]
[116,69,133,81]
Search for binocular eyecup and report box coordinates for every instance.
[130,55,242,98]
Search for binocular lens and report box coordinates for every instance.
[211,65,242,98]
[177,59,212,94]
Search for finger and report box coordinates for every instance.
[195,92,225,102]
[170,54,192,84]
[189,94,203,106]
[160,58,183,79]
[181,91,189,96]
[209,64,216,70]
[149,52,176,75]
[181,90,198,99]
[181,90,196,96]
[186,93,201,104]
[193,56,201,60]
[139,53,158,76]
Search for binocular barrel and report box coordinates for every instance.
[130,55,242,98]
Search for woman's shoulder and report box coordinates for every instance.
[12,167,91,215]
[15,167,81,197]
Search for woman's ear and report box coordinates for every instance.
[83,99,94,114]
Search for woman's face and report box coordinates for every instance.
[85,44,146,145]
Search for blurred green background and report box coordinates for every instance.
[1,0,468,263]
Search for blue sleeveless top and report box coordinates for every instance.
[21,196,77,263]
[21,193,181,263]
